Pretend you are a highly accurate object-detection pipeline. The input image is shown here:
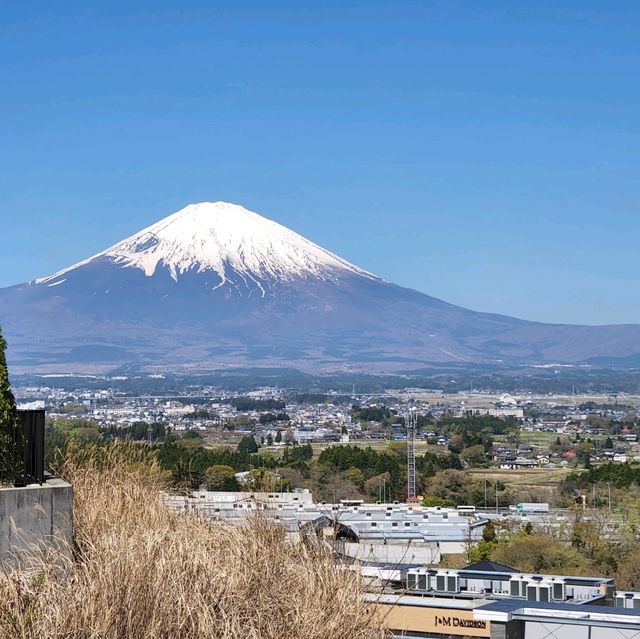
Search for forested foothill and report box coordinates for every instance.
[41,401,640,505]
[43,410,522,501]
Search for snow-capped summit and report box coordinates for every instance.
[38,202,378,294]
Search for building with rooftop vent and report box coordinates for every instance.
[365,560,632,639]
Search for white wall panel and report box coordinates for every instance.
[526,621,588,639]
[591,628,640,639]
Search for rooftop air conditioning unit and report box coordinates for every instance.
[615,593,640,609]
[435,572,459,594]
[551,580,566,601]
[526,582,551,603]
[509,577,527,598]
[407,569,430,592]
[538,584,551,602]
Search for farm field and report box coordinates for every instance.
[309,439,434,458]
[467,467,574,488]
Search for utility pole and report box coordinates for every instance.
[495,480,499,513]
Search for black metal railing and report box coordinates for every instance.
[1,409,46,486]
[18,409,45,485]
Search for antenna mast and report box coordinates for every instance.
[407,409,417,503]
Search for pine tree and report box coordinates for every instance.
[482,519,496,542]
[236,435,258,456]
[0,325,21,483]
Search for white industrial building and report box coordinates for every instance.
[165,492,486,562]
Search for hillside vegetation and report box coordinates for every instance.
[0,443,380,639]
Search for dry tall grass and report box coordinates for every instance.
[0,443,381,639]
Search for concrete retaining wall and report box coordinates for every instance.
[0,478,73,569]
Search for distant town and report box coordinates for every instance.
[15,374,640,504]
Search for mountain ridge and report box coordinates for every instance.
[1,201,639,373]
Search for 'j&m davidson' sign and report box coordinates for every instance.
[435,615,488,630]
[375,604,491,637]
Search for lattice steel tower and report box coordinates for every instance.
[406,410,417,502]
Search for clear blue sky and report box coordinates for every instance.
[1,1,638,325]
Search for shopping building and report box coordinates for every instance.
[364,560,640,639]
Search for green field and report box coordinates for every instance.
[308,439,434,458]
[467,467,573,488]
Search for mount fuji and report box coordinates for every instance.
[1,201,639,373]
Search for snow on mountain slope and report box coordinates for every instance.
[37,202,380,295]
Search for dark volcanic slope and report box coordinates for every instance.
[1,202,638,372]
